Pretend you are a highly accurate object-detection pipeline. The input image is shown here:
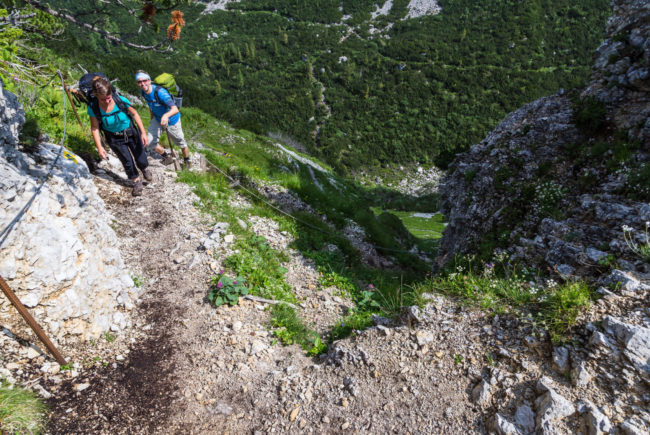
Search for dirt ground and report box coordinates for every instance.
[4,155,640,434]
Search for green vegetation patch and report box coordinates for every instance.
[0,380,47,435]
[424,256,593,343]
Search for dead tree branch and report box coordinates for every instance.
[23,0,173,51]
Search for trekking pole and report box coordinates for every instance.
[63,84,84,128]
[0,275,67,366]
[163,126,180,171]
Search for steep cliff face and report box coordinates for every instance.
[437,0,649,280]
[0,88,139,342]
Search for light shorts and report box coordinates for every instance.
[147,117,188,150]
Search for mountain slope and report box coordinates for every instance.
[47,0,610,171]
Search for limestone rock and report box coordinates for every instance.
[552,346,570,373]
[489,413,522,435]
[602,316,650,377]
[0,89,136,341]
[515,405,536,434]
[535,384,576,431]
[472,380,492,405]
[571,361,592,387]
[579,401,612,435]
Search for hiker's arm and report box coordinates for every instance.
[128,106,148,145]
[160,105,178,127]
[90,117,107,160]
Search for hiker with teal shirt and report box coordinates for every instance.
[88,76,150,197]
[135,70,191,169]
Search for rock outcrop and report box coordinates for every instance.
[435,1,650,431]
[0,88,139,342]
[437,0,649,282]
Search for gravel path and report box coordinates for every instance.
[39,158,488,433]
[32,156,648,434]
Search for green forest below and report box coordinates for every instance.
[47,0,609,172]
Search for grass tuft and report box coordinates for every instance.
[0,380,47,435]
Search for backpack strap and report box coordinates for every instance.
[90,94,136,133]
[153,85,165,106]
[113,94,130,116]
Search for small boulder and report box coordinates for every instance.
[535,385,575,430]
[515,405,536,434]
[489,413,522,435]
[472,380,492,405]
[552,346,570,373]
[571,361,592,387]
[579,401,611,435]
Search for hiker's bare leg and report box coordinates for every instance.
[182,147,189,158]
[153,144,166,155]
[147,119,166,156]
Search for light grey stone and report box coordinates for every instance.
[0,100,135,341]
[74,383,90,392]
[535,388,576,428]
[20,292,40,308]
[605,270,650,293]
[515,405,536,434]
[490,413,522,435]
[535,376,554,394]
[556,264,575,278]
[620,418,649,435]
[405,305,421,323]
[589,331,610,348]
[414,330,434,346]
[376,325,390,336]
[552,346,570,373]
[571,361,592,387]
[580,401,612,435]
[602,316,650,377]
[250,340,267,355]
[472,380,492,405]
[586,247,608,263]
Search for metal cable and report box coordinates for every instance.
[0,72,68,249]
[200,152,435,257]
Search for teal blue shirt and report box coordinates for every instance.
[87,96,132,133]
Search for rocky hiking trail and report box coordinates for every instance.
[23,154,645,434]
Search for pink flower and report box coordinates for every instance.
[368,284,374,289]
[233,281,238,285]
[219,269,225,275]
[217,281,223,288]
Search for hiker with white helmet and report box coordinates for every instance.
[135,70,191,169]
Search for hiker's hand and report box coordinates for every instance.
[160,115,169,127]
[140,131,147,146]
[97,147,108,160]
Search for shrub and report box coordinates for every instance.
[572,95,607,133]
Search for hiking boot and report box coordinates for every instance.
[142,168,153,182]
[182,159,191,170]
[132,179,143,197]
[161,154,174,166]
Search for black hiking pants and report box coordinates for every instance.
[105,127,148,180]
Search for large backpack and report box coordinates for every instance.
[149,73,183,108]
[77,72,135,134]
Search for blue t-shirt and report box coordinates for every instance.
[143,85,180,125]
[87,96,132,133]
